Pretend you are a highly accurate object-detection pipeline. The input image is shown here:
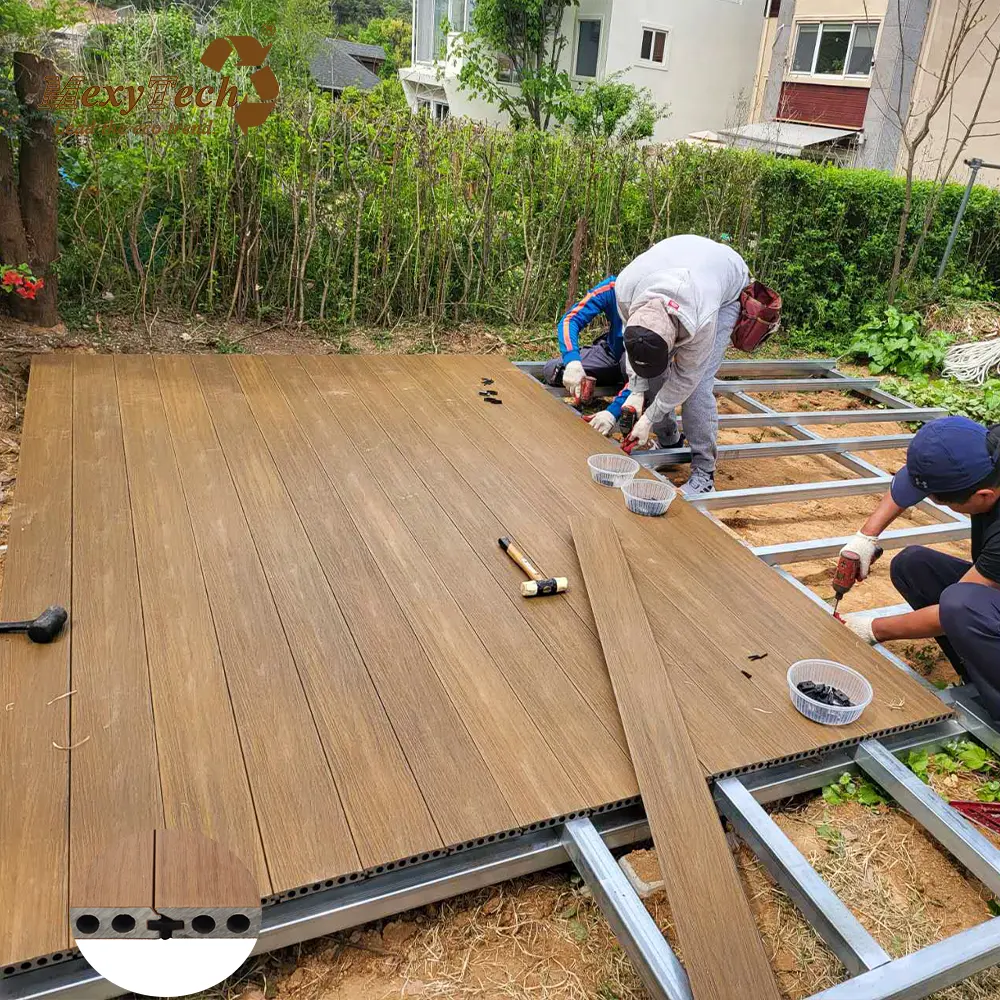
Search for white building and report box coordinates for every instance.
[399,0,768,141]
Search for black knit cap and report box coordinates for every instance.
[624,325,669,379]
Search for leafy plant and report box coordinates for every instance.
[822,771,888,807]
[978,781,1000,803]
[848,307,955,377]
[555,73,668,142]
[883,375,1000,426]
[213,336,245,354]
[907,749,931,784]
[947,740,994,773]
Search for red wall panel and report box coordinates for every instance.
[777,82,869,129]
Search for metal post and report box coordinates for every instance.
[934,158,998,287]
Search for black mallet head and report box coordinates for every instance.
[28,606,68,643]
[0,605,69,643]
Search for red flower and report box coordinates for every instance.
[1,271,17,287]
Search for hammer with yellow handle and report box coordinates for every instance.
[498,537,568,598]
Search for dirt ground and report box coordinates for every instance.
[0,314,995,1000]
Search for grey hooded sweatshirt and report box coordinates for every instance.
[616,235,749,425]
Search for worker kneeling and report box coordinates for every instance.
[841,417,1000,718]
[549,234,749,498]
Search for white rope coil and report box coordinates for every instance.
[943,339,1000,384]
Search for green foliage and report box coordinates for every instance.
[213,336,245,354]
[978,781,1000,803]
[883,375,1000,426]
[821,771,888,807]
[0,0,83,36]
[454,0,575,129]
[848,307,955,376]
[555,73,667,142]
[906,741,997,790]
[357,17,411,76]
[47,11,1000,332]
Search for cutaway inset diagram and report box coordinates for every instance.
[70,830,260,996]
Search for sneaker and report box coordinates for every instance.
[680,469,715,498]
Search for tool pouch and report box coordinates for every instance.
[732,281,782,352]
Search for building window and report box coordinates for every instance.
[496,54,515,83]
[639,27,668,66]
[575,18,601,78]
[434,101,450,121]
[791,21,878,77]
[418,99,432,114]
[766,0,781,16]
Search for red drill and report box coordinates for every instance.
[831,546,883,616]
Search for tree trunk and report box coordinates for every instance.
[564,215,588,311]
[10,53,60,327]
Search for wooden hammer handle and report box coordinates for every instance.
[498,536,544,582]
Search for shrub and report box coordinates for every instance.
[848,307,955,377]
[883,374,1000,425]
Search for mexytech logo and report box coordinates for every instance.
[40,30,278,136]
[199,33,278,132]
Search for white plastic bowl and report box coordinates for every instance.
[622,479,677,517]
[788,659,873,726]
[588,453,640,488]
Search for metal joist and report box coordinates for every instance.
[513,359,839,379]
[638,434,914,467]
[809,917,1000,999]
[856,740,1000,897]
[692,477,891,510]
[949,689,1000,757]
[753,521,972,565]
[714,778,890,975]
[715,377,880,392]
[714,408,946,428]
[561,818,692,1000]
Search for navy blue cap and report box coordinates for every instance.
[892,417,1000,506]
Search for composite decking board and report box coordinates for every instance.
[284,355,586,825]
[154,356,362,888]
[113,356,269,891]
[435,356,950,762]
[69,356,162,907]
[364,355,627,750]
[228,355,513,850]
[305,355,635,806]
[1,353,954,970]
[571,517,783,1000]
[194,356,437,872]
[153,830,259,910]
[418,357,795,772]
[0,356,73,966]
[72,831,154,910]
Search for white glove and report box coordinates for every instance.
[628,411,654,448]
[841,610,881,645]
[840,532,880,581]
[624,391,645,416]
[563,360,586,399]
[586,410,616,436]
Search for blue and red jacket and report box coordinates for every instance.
[557,277,630,417]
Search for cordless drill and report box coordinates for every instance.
[831,546,883,617]
[618,405,639,455]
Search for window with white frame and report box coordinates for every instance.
[791,21,878,77]
[434,101,450,121]
[496,53,516,83]
[574,17,602,78]
[639,26,668,66]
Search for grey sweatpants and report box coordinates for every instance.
[646,299,740,473]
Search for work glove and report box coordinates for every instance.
[627,411,654,449]
[841,610,881,645]
[839,532,881,581]
[585,410,616,436]
[624,391,645,416]
[563,360,586,400]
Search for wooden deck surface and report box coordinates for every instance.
[0,354,950,970]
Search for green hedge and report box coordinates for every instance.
[56,78,1000,339]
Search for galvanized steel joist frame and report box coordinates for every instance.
[5,359,998,1000]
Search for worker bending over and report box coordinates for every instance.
[547,235,749,497]
[840,417,1000,718]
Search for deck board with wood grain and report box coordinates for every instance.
[0,354,951,972]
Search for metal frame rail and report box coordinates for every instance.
[4,360,997,1000]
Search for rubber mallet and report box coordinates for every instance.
[0,605,68,643]
[498,537,567,598]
